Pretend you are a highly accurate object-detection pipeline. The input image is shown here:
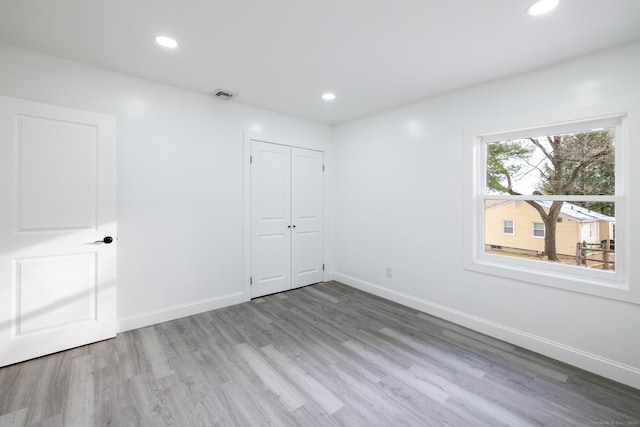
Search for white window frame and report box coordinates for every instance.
[532,222,545,238]
[503,219,515,235]
[463,103,639,304]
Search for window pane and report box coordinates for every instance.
[486,128,615,196]
[503,220,514,234]
[484,200,615,271]
[533,222,545,237]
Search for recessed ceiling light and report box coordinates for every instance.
[527,0,559,16]
[322,93,336,101]
[155,36,178,48]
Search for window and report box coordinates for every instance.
[464,110,635,303]
[503,220,515,235]
[484,121,618,268]
[532,222,545,238]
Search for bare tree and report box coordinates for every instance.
[487,130,614,261]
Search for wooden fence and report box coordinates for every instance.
[576,240,615,270]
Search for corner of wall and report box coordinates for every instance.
[118,292,248,333]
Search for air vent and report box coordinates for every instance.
[211,89,238,100]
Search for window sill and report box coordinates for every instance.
[464,254,639,304]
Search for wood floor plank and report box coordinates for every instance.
[380,327,487,379]
[376,373,466,426]
[235,342,306,411]
[26,414,62,427]
[328,363,427,426]
[62,355,94,427]
[214,381,272,426]
[92,364,117,427]
[255,390,306,427]
[1,280,639,426]
[0,408,28,427]
[306,287,341,304]
[261,344,344,415]
[410,364,535,426]
[136,326,173,380]
[21,354,69,426]
[342,339,450,404]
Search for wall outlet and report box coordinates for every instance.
[385,267,393,278]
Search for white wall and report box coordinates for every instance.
[3,40,639,389]
[0,44,332,331]
[332,41,640,389]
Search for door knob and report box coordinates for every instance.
[85,236,114,245]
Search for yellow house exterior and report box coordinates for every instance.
[485,200,614,256]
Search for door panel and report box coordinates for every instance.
[250,141,291,298]
[0,97,116,367]
[291,148,324,289]
[18,115,98,231]
[14,253,97,335]
[294,231,321,274]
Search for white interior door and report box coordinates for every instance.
[0,97,117,367]
[291,147,324,289]
[251,141,292,298]
[250,141,324,298]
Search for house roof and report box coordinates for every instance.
[540,201,614,222]
[487,200,615,223]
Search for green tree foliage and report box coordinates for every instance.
[539,131,615,216]
[487,130,615,261]
[486,141,534,194]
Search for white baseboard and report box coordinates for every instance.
[333,272,640,390]
[117,292,248,333]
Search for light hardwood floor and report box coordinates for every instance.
[1,281,639,426]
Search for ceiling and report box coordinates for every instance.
[1,1,640,124]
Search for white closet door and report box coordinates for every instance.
[291,148,324,289]
[250,141,292,298]
[0,96,117,366]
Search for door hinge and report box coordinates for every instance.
[322,264,325,271]
[323,164,325,172]
[250,276,253,285]
[250,155,253,164]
